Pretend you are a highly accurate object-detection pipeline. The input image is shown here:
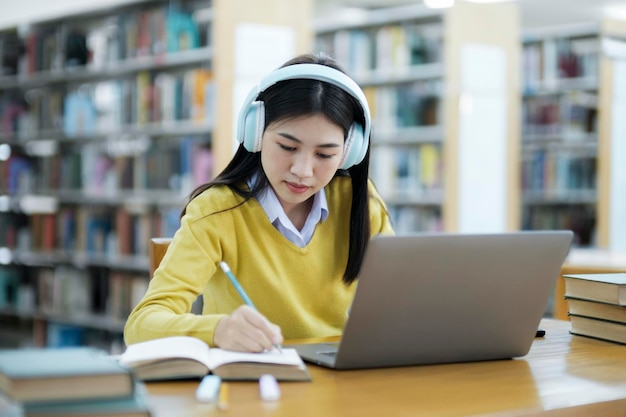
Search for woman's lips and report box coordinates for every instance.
[285,181,310,194]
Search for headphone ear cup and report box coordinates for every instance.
[339,123,367,170]
[241,101,265,152]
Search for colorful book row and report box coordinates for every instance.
[10,3,205,75]
[0,265,147,328]
[2,206,181,257]
[1,137,213,196]
[522,205,595,246]
[316,21,442,76]
[521,150,596,193]
[0,68,214,138]
[388,206,442,233]
[364,80,441,130]
[371,143,443,200]
[522,91,597,137]
[523,35,599,91]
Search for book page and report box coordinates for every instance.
[207,348,304,369]
[120,337,305,370]
[119,336,212,368]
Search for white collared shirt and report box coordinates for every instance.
[256,185,329,247]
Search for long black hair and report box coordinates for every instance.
[182,53,371,284]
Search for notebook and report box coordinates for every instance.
[291,231,573,370]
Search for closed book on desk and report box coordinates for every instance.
[569,314,626,344]
[567,297,626,324]
[119,336,311,382]
[563,273,626,305]
[0,347,134,404]
[21,383,151,417]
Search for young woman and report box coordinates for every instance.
[124,53,394,352]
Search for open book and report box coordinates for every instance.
[119,336,311,382]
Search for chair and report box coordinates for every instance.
[148,236,203,313]
[149,237,172,278]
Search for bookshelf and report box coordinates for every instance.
[520,19,626,250]
[315,2,521,234]
[0,0,313,351]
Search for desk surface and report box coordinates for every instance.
[145,319,626,417]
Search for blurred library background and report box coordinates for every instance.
[1,0,625,352]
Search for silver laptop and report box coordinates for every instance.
[291,231,573,370]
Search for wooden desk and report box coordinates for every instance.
[554,249,626,320]
[145,319,626,417]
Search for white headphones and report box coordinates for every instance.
[236,64,371,170]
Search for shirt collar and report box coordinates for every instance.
[257,185,329,225]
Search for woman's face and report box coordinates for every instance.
[261,113,344,215]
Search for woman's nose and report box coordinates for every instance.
[290,153,314,178]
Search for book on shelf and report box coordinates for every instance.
[63,92,97,137]
[45,323,85,348]
[563,273,626,306]
[0,347,134,404]
[119,336,311,382]
[566,297,626,324]
[569,314,626,345]
[0,268,20,308]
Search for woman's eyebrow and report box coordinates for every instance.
[277,132,342,148]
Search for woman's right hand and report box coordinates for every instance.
[213,305,283,352]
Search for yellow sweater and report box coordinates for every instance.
[124,176,393,346]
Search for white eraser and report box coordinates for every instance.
[196,375,221,402]
[259,374,281,401]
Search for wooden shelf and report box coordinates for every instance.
[520,19,626,249]
[0,46,213,89]
[316,2,521,233]
[0,0,314,350]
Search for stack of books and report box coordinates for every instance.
[563,273,626,344]
[0,347,151,417]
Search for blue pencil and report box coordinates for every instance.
[219,261,283,354]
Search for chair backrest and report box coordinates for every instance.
[148,236,204,313]
[149,237,172,278]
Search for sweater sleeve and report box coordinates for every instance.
[123,190,231,347]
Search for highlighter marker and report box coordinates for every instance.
[218,382,229,410]
[259,374,281,401]
[195,375,221,402]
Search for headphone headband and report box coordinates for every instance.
[236,63,371,169]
